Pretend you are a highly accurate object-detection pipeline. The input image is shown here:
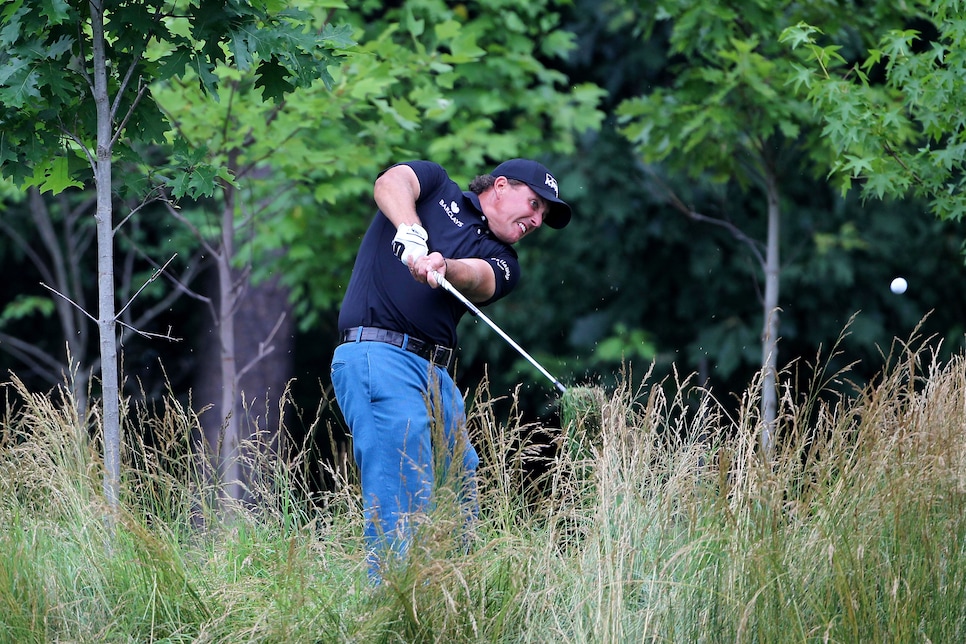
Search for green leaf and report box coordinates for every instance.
[930,143,966,172]
[187,163,220,197]
[434,19,461,41]
[593,324,656,363]
[841,154,874,177]
[0,59,40,108]
[319,23,355,49]
[156,41,195,81]
[167,172,192,199]
[39,0,69,24]
[0,295,55,327]
[0,1,25,26]
[253,58,295,103]
[779,22,823,49]
[37,155,84,193]
[0,54,30,87]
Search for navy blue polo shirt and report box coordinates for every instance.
[337,161,521,348]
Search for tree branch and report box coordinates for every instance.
[236,312,287,382]
[116,319,182,342]
[110,79,149,150]
[108,2,165,133]
[124,258,205,336]
[162,198,221,258]
[643,164,767,267]
[114,185,165,235]
[39,282,98,324]
[114,223,217,329]
[74,20,94,96]
[31,188,90,347]
[58,123,96,172]
[0,211,57,286]
[115,253,179,321]
[120,234,210,304]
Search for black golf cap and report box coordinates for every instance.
[491,159,572,229]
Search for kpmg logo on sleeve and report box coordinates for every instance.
[440,199,464,227]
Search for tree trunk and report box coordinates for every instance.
[234,273,294,481]
[195,163,295,506]
[89,0,121,509]
[217,184,241,503]
[27,189,92,412]
[196,264,294,506]
[760,167,781,460]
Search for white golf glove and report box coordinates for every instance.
[391,223,429,265]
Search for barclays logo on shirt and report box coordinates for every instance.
[439,199,464,227]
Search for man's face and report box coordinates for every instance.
[486,178,548,245]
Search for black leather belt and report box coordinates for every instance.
[339,326,456,372]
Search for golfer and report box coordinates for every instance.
[331,158,572,577]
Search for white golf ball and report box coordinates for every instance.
[890,277,907,294]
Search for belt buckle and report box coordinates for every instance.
[432,345,453,370]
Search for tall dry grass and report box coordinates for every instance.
[512,334,966,642]
[1,330,965,642]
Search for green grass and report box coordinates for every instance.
[2,333,966,642]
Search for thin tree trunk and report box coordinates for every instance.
[28,189,92,412]
[760,167,781,460]
[90,0,121,509]
[218,168,241,503]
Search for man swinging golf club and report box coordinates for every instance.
[330,158,571,578]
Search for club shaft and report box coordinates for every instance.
[433,271,566,394]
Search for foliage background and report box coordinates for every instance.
[1,0,965,478]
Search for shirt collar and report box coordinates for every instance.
[463,191,491,229]
[463,191,483,214]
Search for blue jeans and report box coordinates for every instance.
[330,337,479,576]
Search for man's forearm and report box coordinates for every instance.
[442,257,496,303]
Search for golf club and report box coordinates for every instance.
[431,270,567,394]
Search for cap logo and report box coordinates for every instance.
[545,173,559,198]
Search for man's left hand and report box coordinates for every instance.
[392,223,429,265]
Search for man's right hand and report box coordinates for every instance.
[392,223,429,265]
